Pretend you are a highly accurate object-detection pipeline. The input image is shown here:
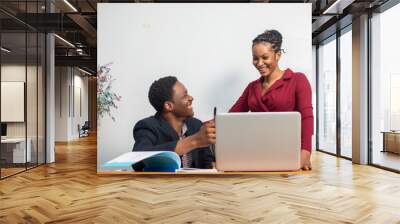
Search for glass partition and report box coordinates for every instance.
[1,31,28,178]
[0,1,46,179]
[27,31,38,169]
[339,28,352,158]
[317,36,337,155]
[38,32,45,165]
[371,3,400,171]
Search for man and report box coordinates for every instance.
[133,76,215,169]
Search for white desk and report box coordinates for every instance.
[1,138,31,163]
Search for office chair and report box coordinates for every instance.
[79,121,90,138]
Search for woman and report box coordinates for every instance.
[229,30,313,170]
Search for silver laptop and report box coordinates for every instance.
[215,112,301,171]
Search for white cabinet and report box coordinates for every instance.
[1,138,32,163]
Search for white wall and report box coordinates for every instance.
[55,67,89,141]
[1,65,39,138]
[97,3,312,169]
[72,73,89,138]
[55,67,69,141]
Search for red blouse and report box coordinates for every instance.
[229,69,314,152]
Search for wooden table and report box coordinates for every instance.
[381,131,400,154]
[97,170,308,175]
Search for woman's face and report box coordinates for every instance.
[252,42,281,78]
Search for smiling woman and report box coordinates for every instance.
[96,3,312,171]
[229,29,314,170]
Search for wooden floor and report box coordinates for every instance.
[0,167,26,178]
[1,135,400,223]
[1,163,45,178]
[372,151,400,171]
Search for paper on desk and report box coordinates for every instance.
[103,151,165,167]
[176,168,218,173]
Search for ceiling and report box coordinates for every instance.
[0,0,391,73]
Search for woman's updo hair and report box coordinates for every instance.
[252,29,283,53]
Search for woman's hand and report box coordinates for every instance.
[301,149,312,170]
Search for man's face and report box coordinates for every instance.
[169,81,194,118]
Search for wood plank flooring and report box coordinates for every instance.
[372,151,400,170]
[1,167,26,178]
[1,135,400,223]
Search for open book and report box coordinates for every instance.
[102,151,181,172]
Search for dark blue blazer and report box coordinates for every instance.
[132,113,214,169]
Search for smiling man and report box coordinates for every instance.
[132,76,215,169]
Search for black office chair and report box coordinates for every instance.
[79,121,90,138]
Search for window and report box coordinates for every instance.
[371,2,400,171]
[340,28,352,158]
[318,36,337,154]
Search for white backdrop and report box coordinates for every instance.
[97,3,312,170]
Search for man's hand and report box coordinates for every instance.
[175,121,216,155]
[301,149,312,171]
[192,121,216,148]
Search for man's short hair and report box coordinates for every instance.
[148,76,178,112]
